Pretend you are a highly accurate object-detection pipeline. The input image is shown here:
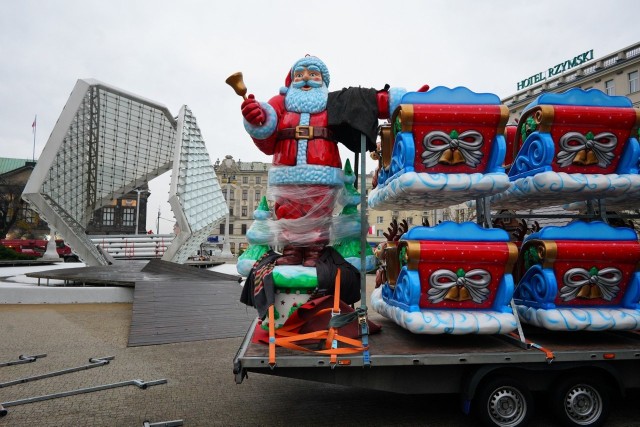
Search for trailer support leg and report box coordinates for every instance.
[0,354,47,368]
[143,420,184,427]
[0,356,114,388]
[0,378,167,415]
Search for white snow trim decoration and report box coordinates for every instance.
[515,305,640,331]
[371,287,518,335]
[491,172,640,209]
[368,172,510,210]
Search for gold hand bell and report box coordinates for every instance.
[225,72,248,100]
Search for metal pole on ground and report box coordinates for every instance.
[0,354,47,368]
[0,378,167,416]
[0,356,114,388]
[143,420,184,427]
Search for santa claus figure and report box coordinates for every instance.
[239,55,415,267]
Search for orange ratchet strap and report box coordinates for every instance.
[509,332,555,362]
[267,269,368,368]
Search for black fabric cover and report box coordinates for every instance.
[327,87,379,153]
[240,247,362,318]
[240,250,280,319]
[315,246,361,305]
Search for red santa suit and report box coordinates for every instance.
[250,94,341,169]
[246,94,343,228]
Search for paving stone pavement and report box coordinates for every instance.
[1,299,639,426]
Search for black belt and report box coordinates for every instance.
[277,126,333,140]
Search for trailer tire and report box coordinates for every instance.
[473,376,533,427]
[551,375,611,427]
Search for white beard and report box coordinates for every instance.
[284,85,329,113]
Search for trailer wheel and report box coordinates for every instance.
[551,375,611,427]
[474,377,533,427]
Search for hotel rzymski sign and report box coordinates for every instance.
[516,49,594,91]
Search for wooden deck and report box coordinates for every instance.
[128,260,256,346]
[24,259,258,346]
[26,261,152,286]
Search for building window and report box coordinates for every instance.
[376,216,384,224]
[22,207,37,224]
[242,176,248,184]
[241,224,247,235]
[407,217,413,225]
[605,79,615,95]
[255,176,262,184]
[241,206,247,216]
[376,230,384,237]
[629,71,639,93]
[229,208,233,216]
[456,209,465,222]
[219,224,235,236]
[102,207,115,226]
[122,207,136,227]
[422,216,429,225]
[254,191,261,201]
[242,190,248,201]
[224,189,235,201]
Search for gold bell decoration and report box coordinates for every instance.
[577,284,602,299]
[444,285,472,302]
[225,72,248,100]
[573,149,598,166]
[444,268,472,301]
[439,148,466,166]
[438,130,466,166]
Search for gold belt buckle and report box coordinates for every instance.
[295,125,313,139]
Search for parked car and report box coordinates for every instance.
[0,239,79,262]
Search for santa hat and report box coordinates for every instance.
[280,55,330,95]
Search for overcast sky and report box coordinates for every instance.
[1,0,638,233]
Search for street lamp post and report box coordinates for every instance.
[219,155,236,258]
[221,179,233,257]
[135,189,142,235]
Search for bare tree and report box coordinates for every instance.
[0,175,24,239]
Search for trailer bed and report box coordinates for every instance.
[234,309,640,394]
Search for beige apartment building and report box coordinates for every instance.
[212,156,270,255]
[503,42,640,119]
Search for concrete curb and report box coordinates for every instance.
[1,286,134,304]
[0,261,240,304]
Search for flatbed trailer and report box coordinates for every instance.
[232,105,640,426]
[234,302,640,426]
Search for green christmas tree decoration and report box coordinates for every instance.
[333,159,376,271]
[236,195,272,276]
